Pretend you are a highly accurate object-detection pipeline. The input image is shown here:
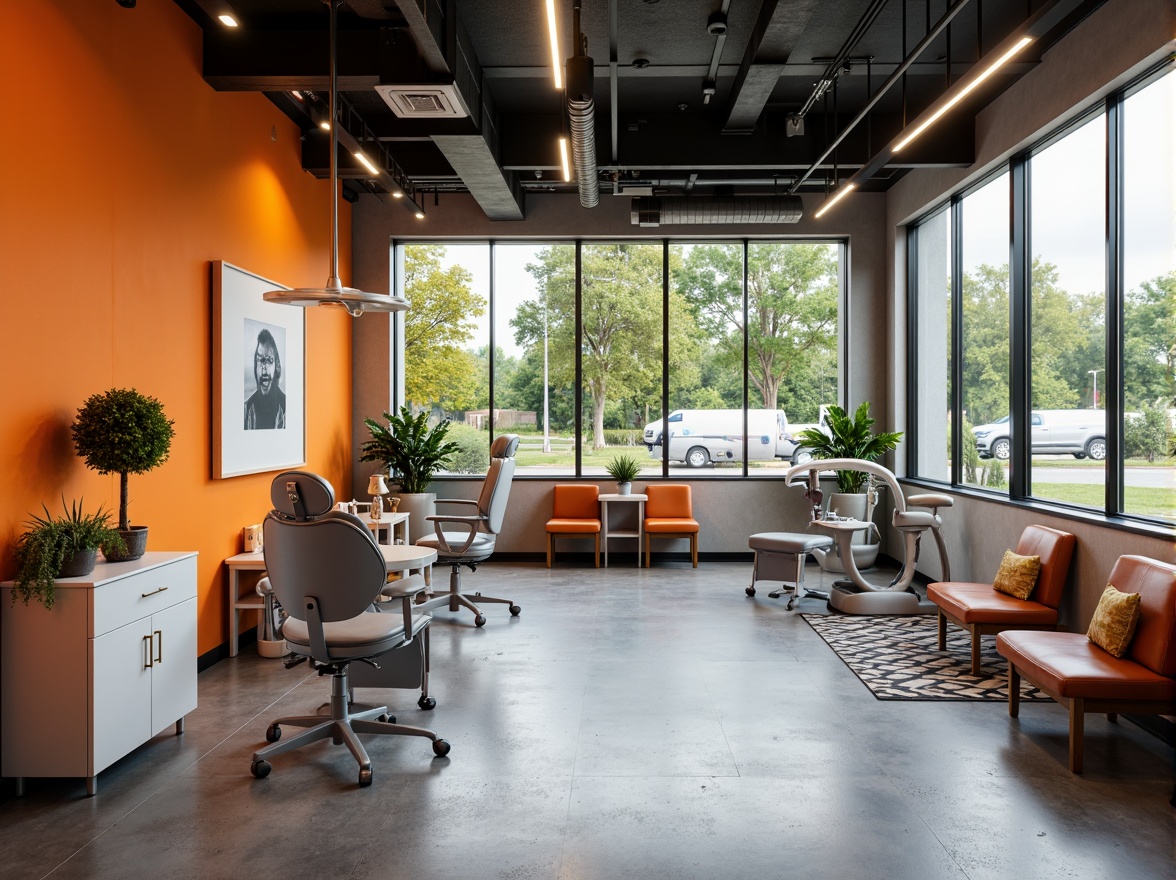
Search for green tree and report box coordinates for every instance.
[403,245,485,412]
[1124,401,1171,462]
[1124,272,1176,409]
[675,243,838,416]
[514,244,697,449]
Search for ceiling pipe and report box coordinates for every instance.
[566,0,600,208]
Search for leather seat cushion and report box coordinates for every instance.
[997,631,1176,701]
[749,532,834,553]
[417,532,496,556]
[644,518,699,534]
[546,518,601,534]
[284,610,420,660]
[929,581,1058,625]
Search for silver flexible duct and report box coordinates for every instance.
[566,54,599,208]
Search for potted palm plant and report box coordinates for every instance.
[605,453,642,495]
[360,406,459,539]
[71,388,175,561]
[794,402,903,572]
[11,499,125,609]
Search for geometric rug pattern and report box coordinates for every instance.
[801,613,1052,702]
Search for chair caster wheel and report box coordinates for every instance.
[358,768,373,787]
[418,695,436,711]
[745,586,756,596]
[433,739,451,757]
[786,600,796,611]
[377,713,396,723]
[768,590,782,599]
[474,614,486,627]
[251,759,271,779]
[265,724,281,743]
[509,604,521,616]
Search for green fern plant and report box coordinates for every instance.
[12,499,125,609]
[359,406,460,494]
[794,402,903,493]
[605,453,642,484]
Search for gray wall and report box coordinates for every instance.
[884,0,1176,627]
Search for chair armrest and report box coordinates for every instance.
[379,573,428,601]
[425,514,487,555]
[434,498,480,508]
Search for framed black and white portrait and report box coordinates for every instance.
[213,261,306,478]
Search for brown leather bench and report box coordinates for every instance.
[996,555,1176,773]
[928,524,1076,676]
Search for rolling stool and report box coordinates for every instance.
[746,532,835,610]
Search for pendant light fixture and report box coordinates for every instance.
[264,0,407,317]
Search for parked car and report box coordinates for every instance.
[973,409,1107,461]
[643,409,809,468]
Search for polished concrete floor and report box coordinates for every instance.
[2,559,1173,880]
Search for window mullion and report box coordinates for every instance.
[1009,155,1032,498]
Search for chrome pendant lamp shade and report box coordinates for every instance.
[264,0,407,317]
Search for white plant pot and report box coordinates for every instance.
[394,492,436,543]
[617,481,632,496]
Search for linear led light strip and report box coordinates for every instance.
[559,137,571,182]
[893,36,1033,152]
[813,183,855,219]
[546,0,563,89]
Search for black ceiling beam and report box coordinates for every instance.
[723,0,820,133]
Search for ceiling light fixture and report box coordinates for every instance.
[546,0,562,89]
[217,13,239,27]
[353,149,380,175]
[264,0,407,317]
[813,183,856,219]
[893,36,1033,152]
[558,137,571,182]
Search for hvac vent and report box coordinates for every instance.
[375,84,470,119]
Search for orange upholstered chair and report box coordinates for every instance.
[545,484,601,568]
[643,484,699,568]
[928,524,1076,676]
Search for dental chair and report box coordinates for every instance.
[785,458,953,615]
[416,434,520,627]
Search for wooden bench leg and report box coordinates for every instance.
[1069,698,1084,773]
[645,536,652,568]
[594,533,600,568]
[546,534,553,568]
[937,609,947,651]
[970,625,982,677]
[1008,664,1020,718]
[691,533,698,568]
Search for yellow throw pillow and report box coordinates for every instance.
[1087,586,1142,658]
[992,550,1042,600]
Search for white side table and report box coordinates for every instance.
[225,550,267,658]
[599,493,647,568]
[365,510,410,546]
[379,543,436,584]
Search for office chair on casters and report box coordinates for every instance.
[250,471,449,789]
[416,434,520,627]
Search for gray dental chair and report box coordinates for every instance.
[250,471,449,789]
[415,434,521,627]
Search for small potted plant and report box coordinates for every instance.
[11,499,126,609]
[605,453,642,495]
[360,406,459,538]
[71,388,175,561]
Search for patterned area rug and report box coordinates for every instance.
[801,613,1051,702]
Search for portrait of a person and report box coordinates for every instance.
[244,327,286,429]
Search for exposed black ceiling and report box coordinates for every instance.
[172,0,1100,220]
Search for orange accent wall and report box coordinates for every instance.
[1,2,355,655]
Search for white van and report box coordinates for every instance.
[642,409,804,468]
[973,409,1107,461]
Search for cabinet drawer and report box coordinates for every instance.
[92,557,197,637]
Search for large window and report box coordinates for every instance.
[909,65,1175,526]
[393,239,844,478]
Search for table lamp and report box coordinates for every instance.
[367,474,390,522]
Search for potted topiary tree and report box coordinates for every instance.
[11,499,125,609]
[71,388,175,561]
[794,402,903,572]
[360,406,459,540]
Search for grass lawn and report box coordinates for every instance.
[1033,483,1175,519]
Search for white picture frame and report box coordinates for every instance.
[212,261,306,479]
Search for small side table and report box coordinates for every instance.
[365,510,410,546]
[599,493,647,568]
[225,551,267,658]
[379,543,437,582]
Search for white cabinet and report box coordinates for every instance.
[2,551,198,796]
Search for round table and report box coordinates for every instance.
[380,543,436,584]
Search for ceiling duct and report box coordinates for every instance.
[566,2,599,208]
[631,196,803,227]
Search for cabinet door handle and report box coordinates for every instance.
[143,635,154,669]
[154,630,163,663]
[141,586,169,598]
